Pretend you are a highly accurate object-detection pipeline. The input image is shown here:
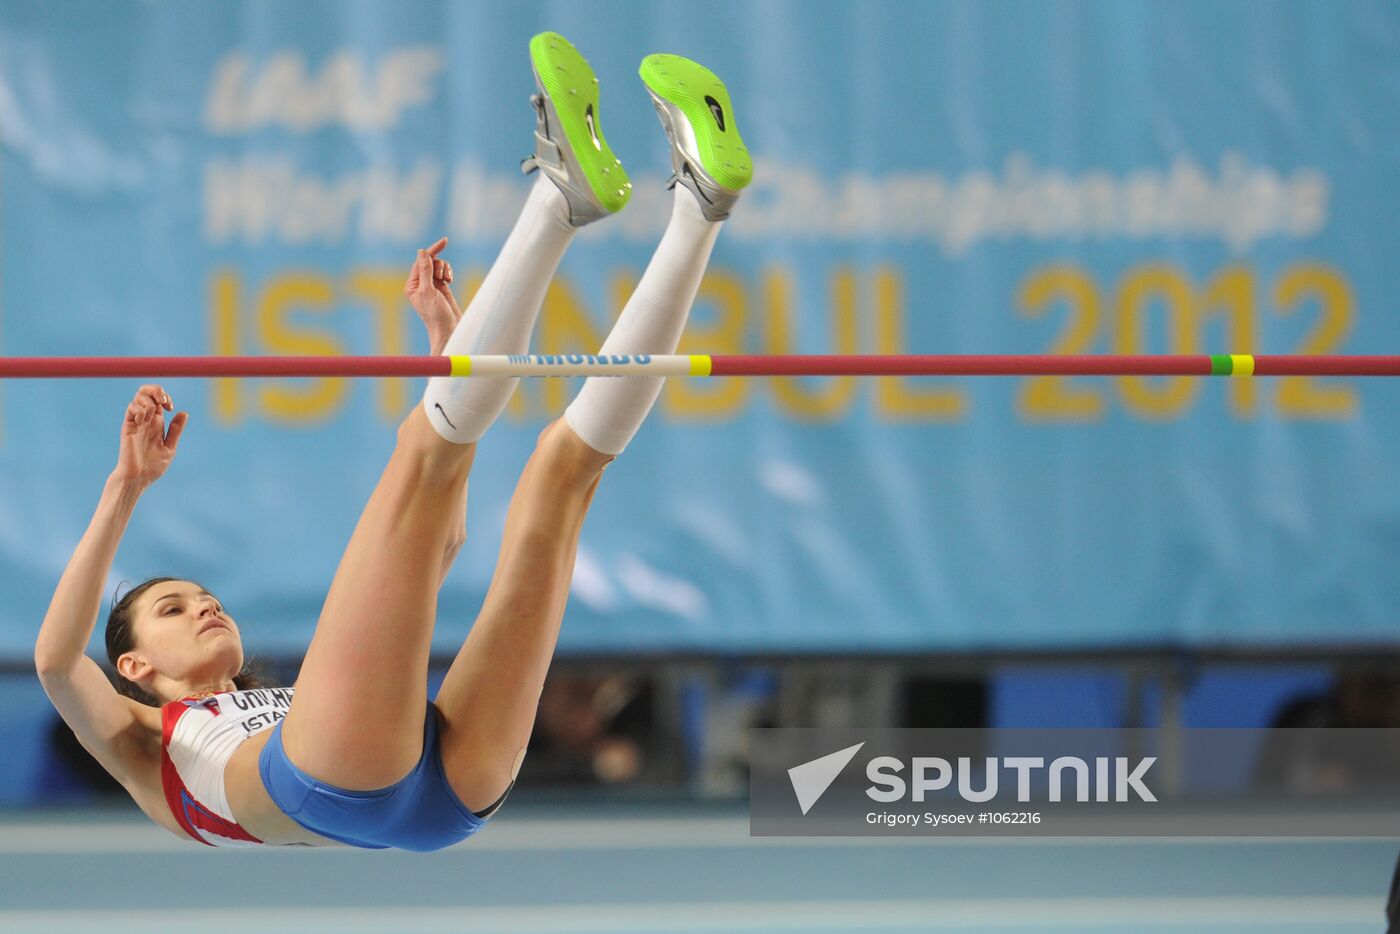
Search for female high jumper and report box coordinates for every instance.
[33,32,751,850]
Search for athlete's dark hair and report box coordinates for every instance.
[105,577,268,706]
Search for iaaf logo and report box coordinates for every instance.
[787,743,1157,815]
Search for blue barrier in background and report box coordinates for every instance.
[2,0,1399,657]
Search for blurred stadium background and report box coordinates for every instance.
[2,0,1399,930]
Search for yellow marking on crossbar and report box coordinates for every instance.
[1230,354,1254,377]
[689,355,713,377]
[450,356,472,377]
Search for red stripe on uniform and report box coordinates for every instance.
[160,701,262,846]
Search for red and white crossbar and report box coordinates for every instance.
[1,354,1399,378]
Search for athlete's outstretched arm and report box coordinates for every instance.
[404,239,468,590]
[35,385,186,779]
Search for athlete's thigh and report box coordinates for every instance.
[282,407,474,790]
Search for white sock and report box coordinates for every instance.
[423,177,575,443]
[564,188,722,455]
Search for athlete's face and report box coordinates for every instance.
[122,580,244,695]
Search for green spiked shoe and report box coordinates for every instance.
[522,32,632,227]
[638,53,752,221]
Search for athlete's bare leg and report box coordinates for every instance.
[278,407,476,789]
[275,244,470,789]
[434,418,611,810]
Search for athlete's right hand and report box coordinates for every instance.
[113,384,187,489]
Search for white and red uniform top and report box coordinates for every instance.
[159,686,294,847]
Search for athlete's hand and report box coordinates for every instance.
[114,384,187,489]
[404,237,462,355]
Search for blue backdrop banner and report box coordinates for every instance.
[2,0,1399,657]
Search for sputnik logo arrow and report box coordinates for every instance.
[787,742,865,815]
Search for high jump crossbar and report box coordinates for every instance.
[0,354,1398,378]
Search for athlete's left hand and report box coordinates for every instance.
[404,237,462,355]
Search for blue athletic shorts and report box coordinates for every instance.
[258,701,487,852]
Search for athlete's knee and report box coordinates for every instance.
[534,418,614,483]
[396,407,476,477]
